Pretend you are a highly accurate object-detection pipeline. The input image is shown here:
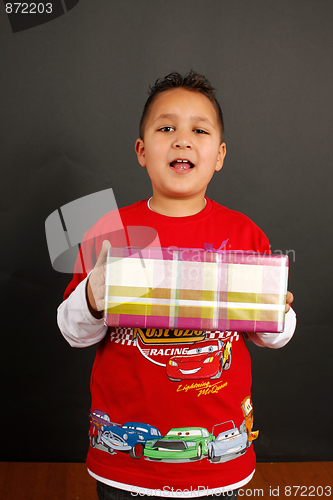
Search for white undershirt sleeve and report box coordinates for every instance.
[244,307,297,349]
[57,274,108,348]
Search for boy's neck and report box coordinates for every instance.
[148,195,207,217]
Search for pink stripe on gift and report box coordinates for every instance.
[226,319,280,332]
[146,315,176,328]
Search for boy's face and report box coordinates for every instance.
[135,88,226,203]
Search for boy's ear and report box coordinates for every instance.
[215,142,226,172]
[135,138,146,168]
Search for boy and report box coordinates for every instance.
[58,71,296,500]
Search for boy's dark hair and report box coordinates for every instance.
[139,70,224,142]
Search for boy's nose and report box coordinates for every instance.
[172,133,192,149]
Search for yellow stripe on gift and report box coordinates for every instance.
[105,302,152,316]
[178,289,216,301]
[227,292,285,304]
[105,303,214,319]
[228,292,261,303]
[227,308,262,321]
[105,296,286,310]
[178,306,215,319]
[105,301,216,319]
[107,288,286,304]
[107,286,152,298]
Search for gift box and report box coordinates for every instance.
[104,247,289,333]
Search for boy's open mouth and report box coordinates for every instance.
[169,159,194,171]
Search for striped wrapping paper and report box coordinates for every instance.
[104,247,289,333]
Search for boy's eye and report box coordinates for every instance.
[194,128,208,134]
[158,126,175,132]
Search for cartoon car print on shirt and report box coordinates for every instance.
[166,339,232,381]
[208,420,248,463]
[89,410,118,447]
[99,422,162,459]
[240,396,259,443]
[144,427,214,462]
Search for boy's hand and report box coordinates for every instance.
[86,240,111,319]
[286,291,294,313]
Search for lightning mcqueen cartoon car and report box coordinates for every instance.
[166,339,232,381]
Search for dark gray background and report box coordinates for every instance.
[1,0,332,462]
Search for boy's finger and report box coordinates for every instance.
[95,240,111,268]
[286,291,294,305]
[285,291,294,313]
[90,283,107,312]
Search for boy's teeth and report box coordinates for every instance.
[170,160,193,170]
